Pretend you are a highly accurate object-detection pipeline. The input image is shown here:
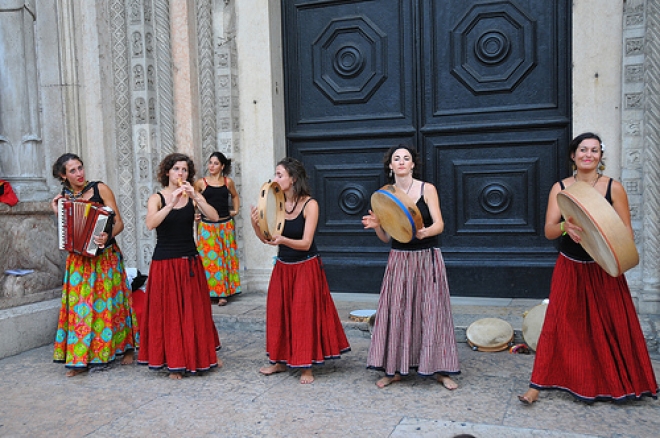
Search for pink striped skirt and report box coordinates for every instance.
[367,247,460,376]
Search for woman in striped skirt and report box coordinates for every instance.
[362,145,460,389]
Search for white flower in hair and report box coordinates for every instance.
[601,143,606,152]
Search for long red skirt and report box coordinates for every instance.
[266,256,350,367]
[530,253,658,402]
[137,256,221,373]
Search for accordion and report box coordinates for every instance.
[57,199,114,257]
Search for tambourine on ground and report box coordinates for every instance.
[370,184,423,243]
[466,318,514,352]
[522,302,548,352]
[257,181,285,240]
[556,181,639,277]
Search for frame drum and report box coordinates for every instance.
[257,181,285,240]
[522,303,548,351]
[557,181,639,277]
[466,318,514,352]
[370,184,423,243]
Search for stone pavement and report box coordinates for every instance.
[1,291,659,438]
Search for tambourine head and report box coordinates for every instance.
[257,181,285,240]
[370,184,423,243]
[557,181,639,277]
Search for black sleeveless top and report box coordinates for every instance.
[201,177,231,221]
[392,183,438,251]
[277,199,319,262]
[61,181,116,247]
[558,178,614,262]
[152,193,198,260]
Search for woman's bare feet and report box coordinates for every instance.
[217,298,228,306]
[65,368,87,377]
[300,369,314,384]
[217,358,223,368]
[259,363,287,376]
[376,373,401,388]
[121,351,135,365]
[437,375,458,390]
[169,372,183,380]
[518,388,539,405]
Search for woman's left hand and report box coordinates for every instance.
[415,227,430,240]
[563,217,583,243]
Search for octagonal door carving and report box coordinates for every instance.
[283,0,571,298]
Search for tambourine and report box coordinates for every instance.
[557,181,639,277]
[466,318,514,352]
[349,309,377,322]
[257,181,285,240]
[370,184,423,243]
[522,302,548,352]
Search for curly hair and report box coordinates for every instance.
[52,153,83,181]
[209,151,232,176]
[157,153,196,187]
[383,144,422,183]
[276,157,311,200]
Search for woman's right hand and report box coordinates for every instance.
[50,194,64,214]
[563,217,583,243]
[362,210,380,229]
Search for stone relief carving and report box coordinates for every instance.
[134,64,145,90]
[130,0,141,23]
[135,98,147,123]
[145,32,153,58]
[144,0,152,24]
[132,31,143,57]
[148,65,155,90]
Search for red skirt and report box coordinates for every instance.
[137,256,221,373]
[266,256,350,367]
[530,253,658,402]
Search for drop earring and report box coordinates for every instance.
[598,162,606,174]
[389,169,393,178]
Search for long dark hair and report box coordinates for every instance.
[383,144,422,183]
[157,153,196,187]
[277,157,311,200]
[209,151,232,176]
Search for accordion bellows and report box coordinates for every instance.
[58,199,114,257]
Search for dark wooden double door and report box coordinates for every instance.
[282,0,571,298]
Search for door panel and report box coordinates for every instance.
[282,0,571,297]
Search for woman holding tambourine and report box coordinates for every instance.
[362,145,460,390]
[250,157,350,384]
[519,132,658,404]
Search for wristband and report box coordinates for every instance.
[560,221,567,236]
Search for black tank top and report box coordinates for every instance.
[558,178,614,261]
[152,193,198,260]
[277,199,319,262]
[392,183,438,251]
[201,178,231,220]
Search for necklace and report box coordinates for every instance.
[285,198,298,214]
[398,179,414,195]
[574,174,600,187]
[64,181,90,200]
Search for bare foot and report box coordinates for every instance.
[217,358,223,368]
[65,368,87,377]
[121,351,135,365]
[169,372,183,380]
[217,298,228,306]
[518,388,539,405]
[376,374,401,388]
[300,369,314,384]
[259,363,287,376]
[437,375,458,390]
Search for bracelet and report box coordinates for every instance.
[560,221,567,236]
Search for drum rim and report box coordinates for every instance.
[257,181,285,240]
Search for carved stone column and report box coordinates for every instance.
[622,0,660,354]
[0,1,47,201]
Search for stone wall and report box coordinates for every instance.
[0,202,64,310]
